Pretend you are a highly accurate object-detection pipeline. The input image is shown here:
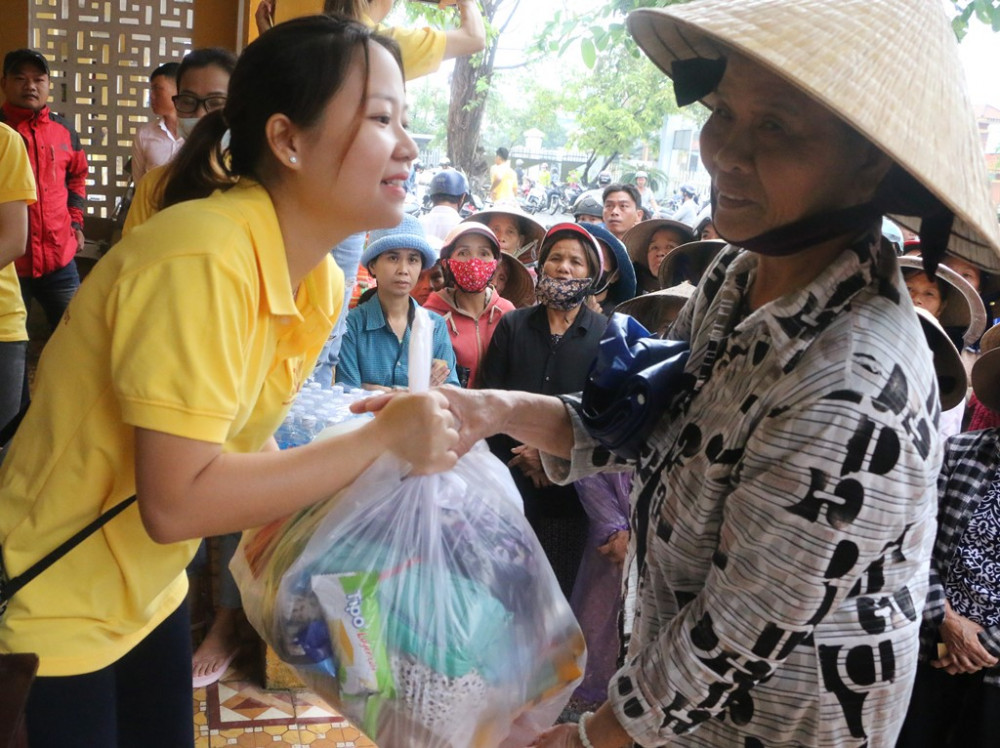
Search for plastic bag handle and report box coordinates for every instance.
[409,305,433,393]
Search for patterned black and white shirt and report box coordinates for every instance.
[921,428,1000,687]
[545,233,942,746]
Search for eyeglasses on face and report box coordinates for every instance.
[172,93,226,114]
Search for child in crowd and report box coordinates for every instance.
[337,215,458,390]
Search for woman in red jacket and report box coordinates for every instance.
[423,223,513,387]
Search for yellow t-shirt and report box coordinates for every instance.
[490,162,518,203]
[376,18,447,80]
[121,162,168,237]
[245,0,446,81]
[0,180,343,676]
[0,123,37,342]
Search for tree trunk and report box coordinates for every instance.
[446,0,511,196]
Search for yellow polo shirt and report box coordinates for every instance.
[245,0,446,80]
[0,123,37,342]
[374,16,447,80]
[0,180,342,676]
[121,162,167,237]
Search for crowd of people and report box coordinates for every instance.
[2,0,1000,746]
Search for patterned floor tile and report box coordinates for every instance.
[290,690,347,722]
[209,679,297,728]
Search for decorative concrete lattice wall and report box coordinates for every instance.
[29,0,193,219]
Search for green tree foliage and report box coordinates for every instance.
[564,44,684,181]
[482,70,571,150]
[407,77,451,147]
[951,0,1000,38]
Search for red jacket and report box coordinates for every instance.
[424,287,514,388]
[0,102,88,278]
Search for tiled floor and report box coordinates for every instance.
[193,662,377,748]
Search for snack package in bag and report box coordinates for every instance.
[233,308,586,747]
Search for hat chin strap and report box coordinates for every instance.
[711,189,954,278]
[711,191,883,257]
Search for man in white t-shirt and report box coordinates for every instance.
[130,62,183,182]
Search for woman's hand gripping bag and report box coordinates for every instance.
[232,308,586,748]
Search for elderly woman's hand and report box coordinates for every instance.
[932,603,999,674]
[509,445,552,488]
[430,358,451,387]
[598,529,629,566]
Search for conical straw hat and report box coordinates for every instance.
[615,281,696,335]
[897,255,986,346]
[914,307,967,411]
[627,0,1000,272]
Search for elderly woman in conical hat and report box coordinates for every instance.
[354,1,1000,745]
[464,206,546,266]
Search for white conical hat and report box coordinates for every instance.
[627,0,1000,272]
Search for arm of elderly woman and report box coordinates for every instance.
[641,401,928,742]
[554,395,934,746]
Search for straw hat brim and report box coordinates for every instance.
[897,256,986,346]
[465,210,547,264]
[496,251,535,308]
[971,323,1000,411]
[614,281,696,334]
[622,219,697,266]
[971,349,1000,413]
[627,0,1000,272]
[914,307,967,411]
[657,239,728,289]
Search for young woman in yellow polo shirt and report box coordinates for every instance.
[0,17,458,748]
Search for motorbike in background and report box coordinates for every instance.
[521,179,546,214]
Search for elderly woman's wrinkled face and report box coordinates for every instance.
[543,239,592,280]
[493,260,509,294]
[487,216,524,254]
[941,255,982,293]
[905,270,945,318]
[700,54,889,243]
[646,228,684,274]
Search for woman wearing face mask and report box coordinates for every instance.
[122,47,237,234]
[423,223,513,387]
[479,223,607,597]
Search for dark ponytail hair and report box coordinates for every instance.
[160,15,402,211]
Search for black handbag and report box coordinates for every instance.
[0,405,135,621]
[578,313,693,461]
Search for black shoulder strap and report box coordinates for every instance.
[0,402,137,606]
[1,495,137,603]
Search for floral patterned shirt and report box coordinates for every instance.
[544,231,941,746]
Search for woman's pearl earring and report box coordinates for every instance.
[289,155,298,164]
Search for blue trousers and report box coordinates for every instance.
[19,260,80,332]
[25,601,194,748]
[0,339,27,431]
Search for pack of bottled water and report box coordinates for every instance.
[275,381,375,449]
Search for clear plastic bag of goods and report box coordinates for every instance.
[232,443,586,747]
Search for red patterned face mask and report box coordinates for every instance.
[447,257,498,293]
